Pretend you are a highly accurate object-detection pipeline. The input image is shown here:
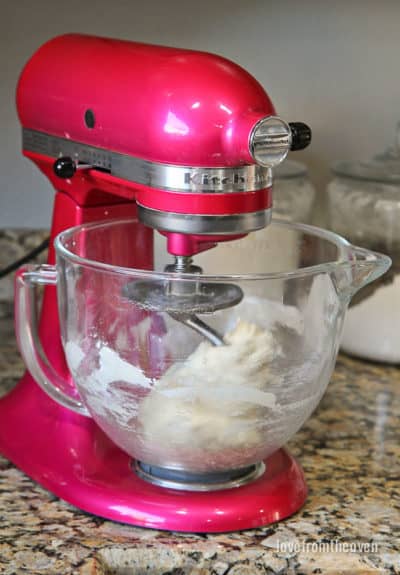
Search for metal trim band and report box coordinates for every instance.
[22,129,272,193]
[137,204,272,235]
[134,461,266,492]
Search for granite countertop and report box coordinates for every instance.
[0,231,399,575]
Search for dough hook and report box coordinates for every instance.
[123,256,243,346]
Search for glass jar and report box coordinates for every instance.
[327,125,400,363]
[273,159,316,223]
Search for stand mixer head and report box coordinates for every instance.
[17,34,310,344]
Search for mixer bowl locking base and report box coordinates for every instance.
[0,373,308,532]
[134,461,266,491]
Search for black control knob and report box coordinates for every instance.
[53,156,76,179]
[289,122,312,151]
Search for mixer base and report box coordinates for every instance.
[0,373,308,532]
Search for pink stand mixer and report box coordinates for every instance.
[0,34,316,532]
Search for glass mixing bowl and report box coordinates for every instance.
[15,219,390,475]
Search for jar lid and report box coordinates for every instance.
[274,159,308,179]
[332,122,400,184]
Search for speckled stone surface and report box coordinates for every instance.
[0,231,399,574]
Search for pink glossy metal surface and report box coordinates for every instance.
[0,35,309,531]
[17,34,275,167]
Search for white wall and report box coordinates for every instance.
[1,0,399,228]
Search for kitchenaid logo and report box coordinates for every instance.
[184,170,267,188]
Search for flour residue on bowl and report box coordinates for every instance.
[64,295,331,471]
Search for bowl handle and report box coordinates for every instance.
[15,264,90,416]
